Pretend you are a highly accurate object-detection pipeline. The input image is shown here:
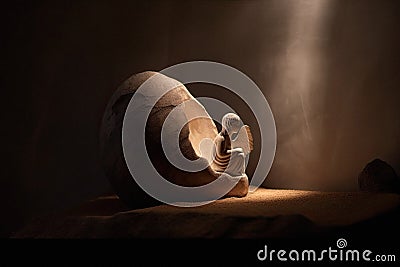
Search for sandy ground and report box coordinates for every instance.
[14,188,400,238]
[130,188,400,226]
[74,188,400,226]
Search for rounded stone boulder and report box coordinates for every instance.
[99,71,248,208]
[358,158,400,194]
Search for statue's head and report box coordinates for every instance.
[222,113,243,136]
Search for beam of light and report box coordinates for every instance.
[265,0,334,189]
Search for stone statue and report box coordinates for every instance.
[212,113,253,177]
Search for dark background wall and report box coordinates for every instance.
[1,0,400,236]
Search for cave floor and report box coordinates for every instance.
[14,188,400,238]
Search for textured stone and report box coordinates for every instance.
[99,71,248,208]
[358,159,400,194]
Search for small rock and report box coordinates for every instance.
[358,159,400,194]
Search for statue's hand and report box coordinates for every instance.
[227,147,244,154]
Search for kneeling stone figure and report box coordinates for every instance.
[212,113,253,177]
